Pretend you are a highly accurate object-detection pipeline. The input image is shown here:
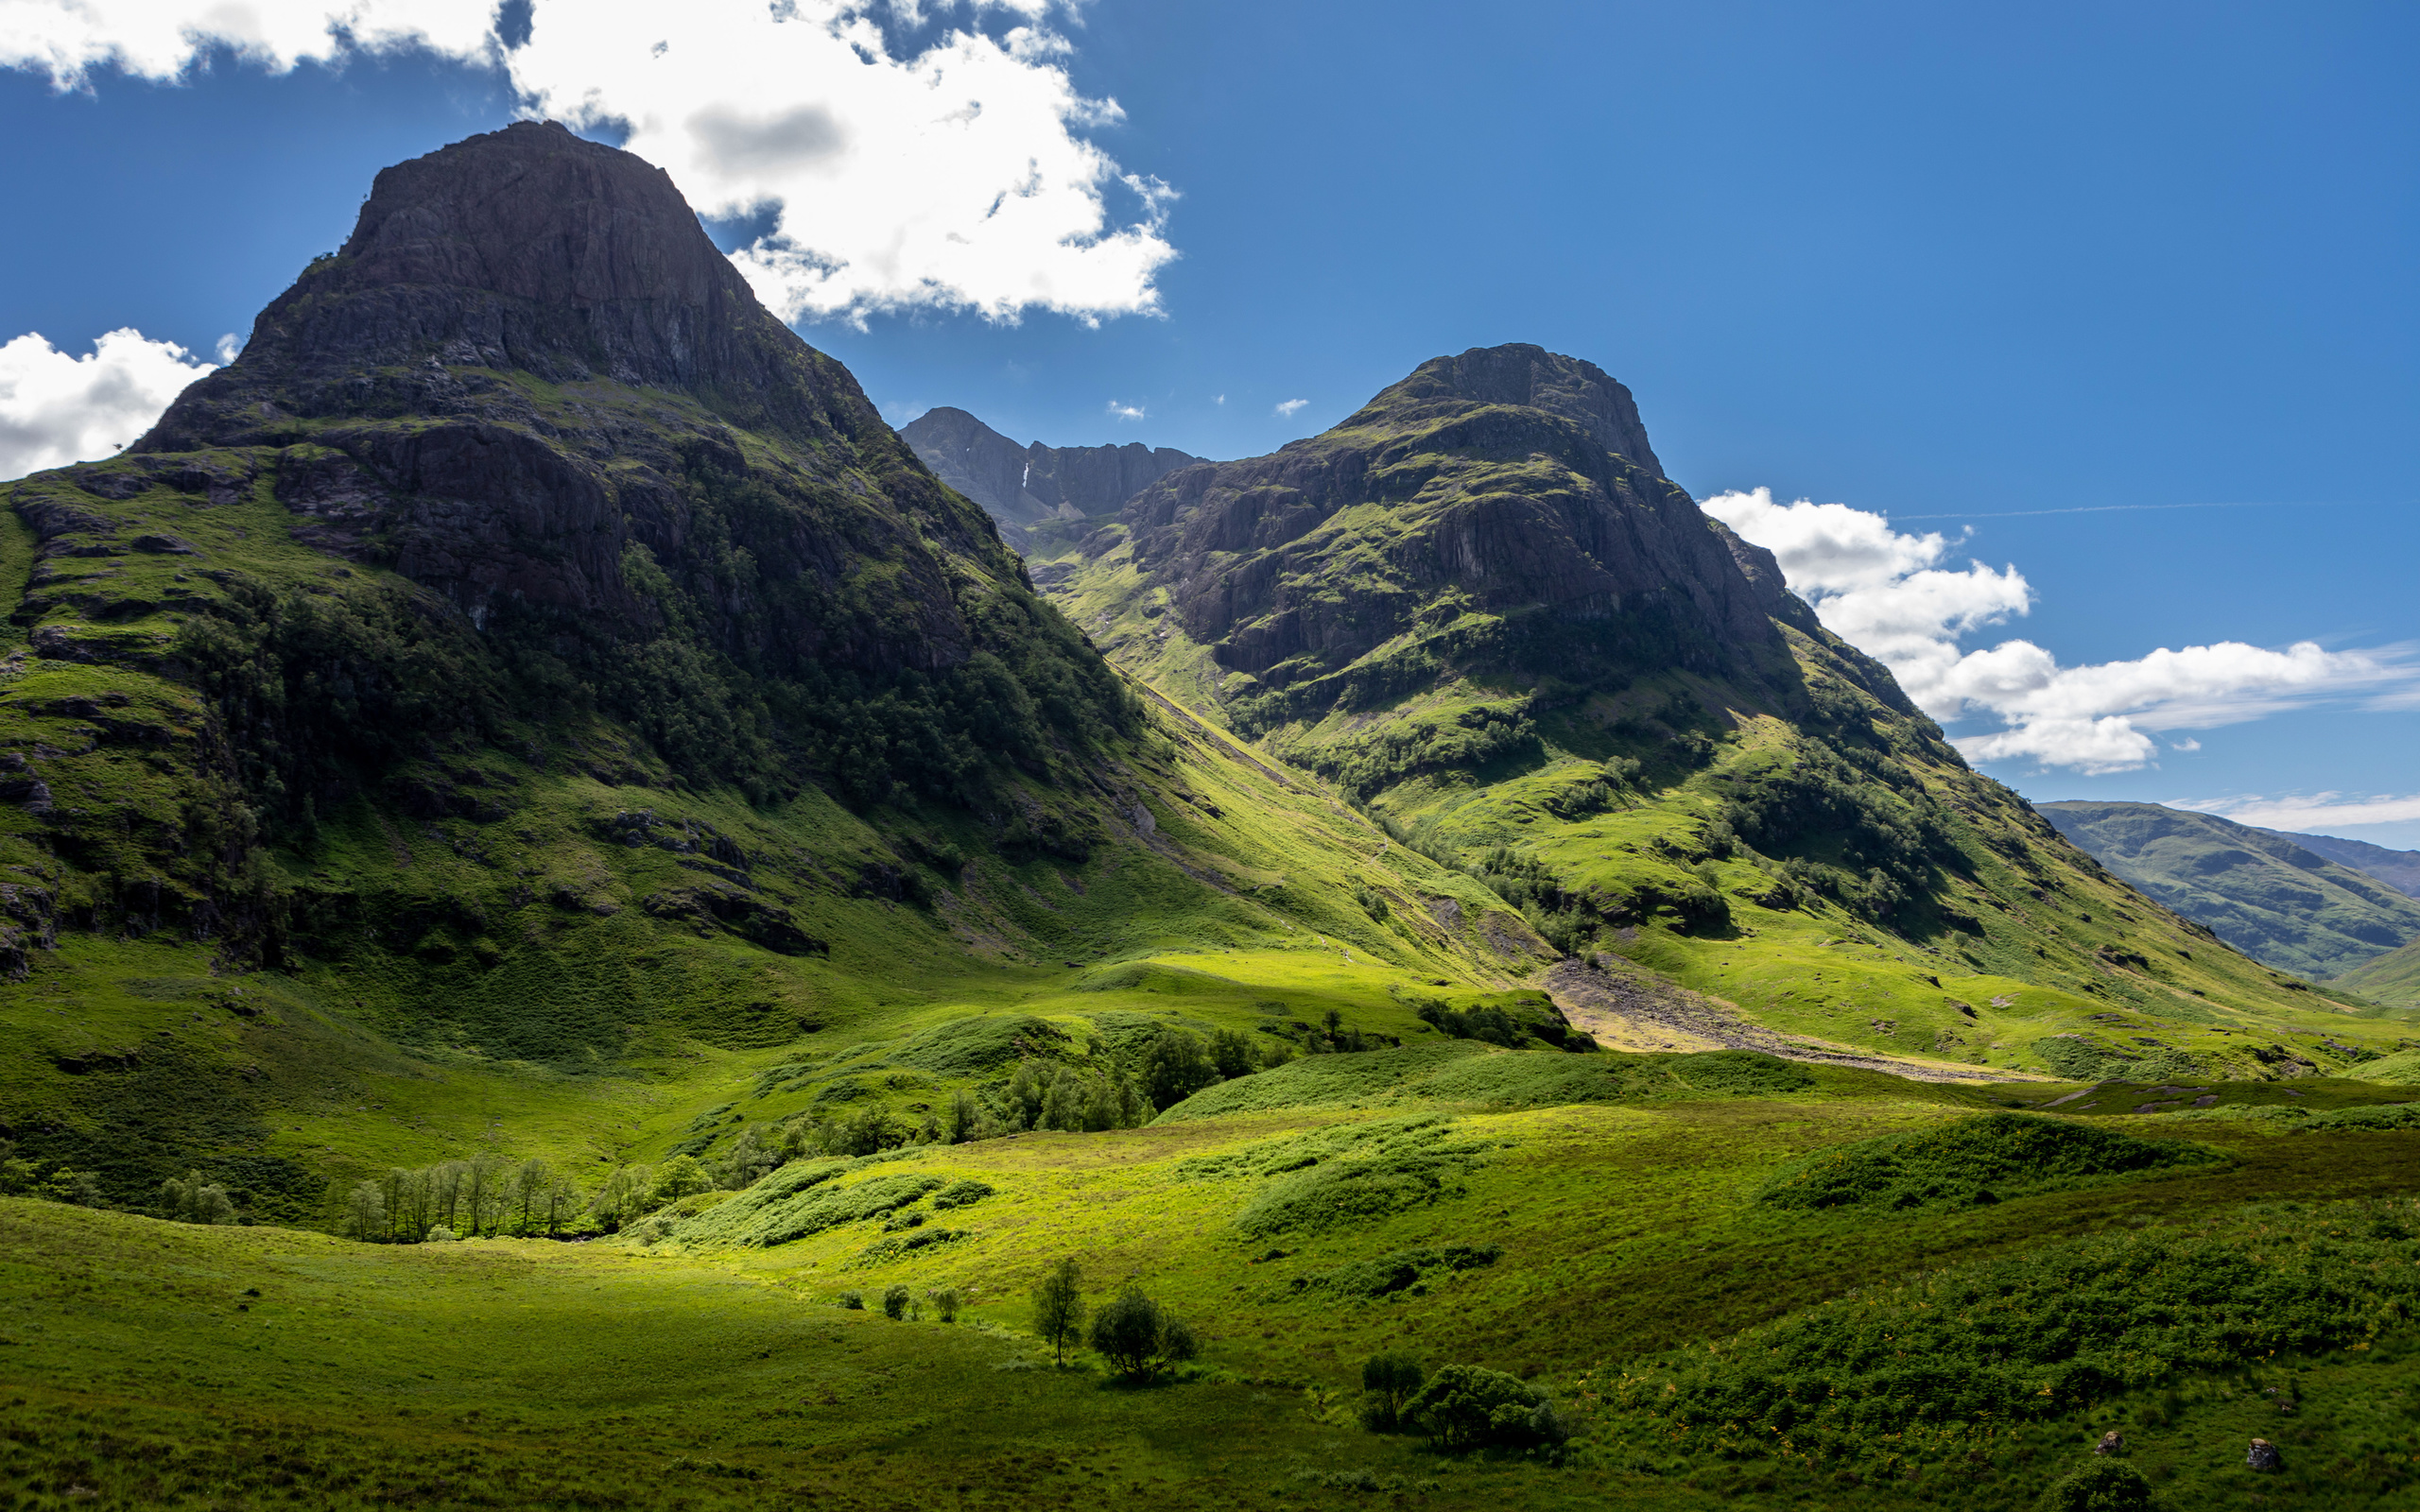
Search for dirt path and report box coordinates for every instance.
[1542,954,2054,1085]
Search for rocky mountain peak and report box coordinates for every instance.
[1357,343,1667,477]
[140,121,852,450]
[900,406,1207,534]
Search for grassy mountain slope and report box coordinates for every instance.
[2040,800,2420,979]
[2337,936,2420,1008]
[1039,352,2408,1083]
[0,125,1554,1219]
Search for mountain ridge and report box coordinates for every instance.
[899,405,1206,535]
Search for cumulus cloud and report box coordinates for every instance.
[2183,793,2420,833]
[1105,400,1144,421]
[0,0,1175,326]
[1703,487,2416,774]
[0,329,216,480]
[1273,398,1307,418]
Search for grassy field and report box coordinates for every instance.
[7,1044,2417,1509]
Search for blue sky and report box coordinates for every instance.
[1,1,2413,843]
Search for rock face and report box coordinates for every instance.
[132,120,1040,687]
[899,406,1206,533]
[2246,1438,2283,1471]
[1098,343,1806,723]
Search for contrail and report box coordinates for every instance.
[1889,501,2366,522]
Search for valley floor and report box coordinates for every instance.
[5,1058,2418,1510]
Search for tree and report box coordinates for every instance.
[1208,1028,1259,1080]
[1358,1352,1426,1432]
[927,1285,961,1323]
[945,1090,980,1144]
[649,1154,712,1207]
[433,1160,468,1232]
[543,1175,581,1238]
[1030,1257,1087,1366]
[882,1283,911,1320]
[345,1180,387,1241]
[1086,1282,1199,1382]
[510,1159,551,1235]
[160,1171,235,1226]
[1140,1029,1219,1110]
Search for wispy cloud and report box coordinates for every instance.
[1273,398,1307,419]
[1106,400,1145,421]
[0,329,217,480]
[1703,486,2418,774]
[2179,793,2420,833]
[0,1,1175,328]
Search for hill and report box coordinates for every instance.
[2038,800,2420,979]
[1037,347,2405,1083]
[2337,935,2420,1007]
[2268,826,2420,899]
[899,406,1206,537]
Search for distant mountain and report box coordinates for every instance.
[2038,801,2420,979]
[898,406,1206,534]
[2336,935,2420,1006]
[2259,828,2420,900]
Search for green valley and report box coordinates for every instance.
[2,123,2417,1512]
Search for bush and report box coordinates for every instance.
[1086,1283,1199,1381]
[1359,1352,1426,1432]
[1403,1365,1568,1451]
[881,1283,911,1320]
[648,1154,714,1207]
[837,1290,864,1310]
[930,1179,994,1210]
[927,1286,961,1323]
[2037,1459,2162,1512]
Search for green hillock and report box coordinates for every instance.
[1756,1111,2225,1211]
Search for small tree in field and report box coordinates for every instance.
[1086,1283,1199,1382]
[1030,1257,1086,1366]
[927,1285,961,1323]
[1358,1352,1425,1432]
[882,1283,911,1320]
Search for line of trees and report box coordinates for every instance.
[342,1154,584,1243]
[1028,1257,1198,1381]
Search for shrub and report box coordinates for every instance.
[1404,1365,1567,1451]
[2037,1459,2162,1512]
[1359,1353,1426,1432]
[882,1283,911,1320]
[930,1179,994,1210]
[1086,1283,1199,1382]
[1208,1028,1260,1079]
[927,1286,961,1323]
[837,1290,864,1310]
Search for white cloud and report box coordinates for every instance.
[0,0,1174,327]
[1273,398,1307,418]
[0,329,216,480]
[2170,737,2201,752]
[1703,486,2417,774]
[1213,393,1225,405]
[2182,792,2420,833]
[1105,400,1144,421]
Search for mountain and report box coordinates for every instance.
[0,123,1535,1212]
[898,406,1206,535]
[1038,346,2399,1082]
[2038,801,2420,979]
[2262,827,2420,899]
[2336,935,2420,1006]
